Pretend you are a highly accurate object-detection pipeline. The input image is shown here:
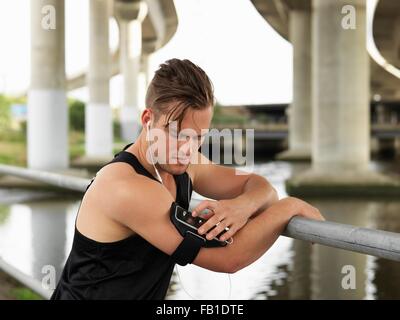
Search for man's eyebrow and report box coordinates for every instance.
[179,132,208,138]
[189,131,208,138]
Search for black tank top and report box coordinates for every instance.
[51,144,193,300]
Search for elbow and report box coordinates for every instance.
[221,257,245,274]
[258,174,279,204]
[269,185,279,203]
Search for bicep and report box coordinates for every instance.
[113,179,183,256]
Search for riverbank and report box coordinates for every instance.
[0,269,42,300]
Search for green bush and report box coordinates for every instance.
[0,95,11,135]
[0,95,11,131]
[9,288,42,300]
[113,120,121,141]
[0,95,27,142]
[69,99,85,132]
[211,103,247,126]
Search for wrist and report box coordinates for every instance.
[233,195,258,218]
[265,205,296,226]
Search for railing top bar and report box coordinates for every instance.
[0,164,89,192]
[283,217,400,262]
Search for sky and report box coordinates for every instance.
[0,0,292,106]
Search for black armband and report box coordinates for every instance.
[169,202,228,266]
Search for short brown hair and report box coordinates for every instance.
[145,58,214,129]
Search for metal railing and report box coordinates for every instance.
[282,217,400,262]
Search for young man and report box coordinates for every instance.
[51,58,324,300]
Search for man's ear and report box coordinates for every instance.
[141,108,152,129]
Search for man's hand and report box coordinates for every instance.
[191,198,254,242]
[191,196,325,243]
[266,197,325,223]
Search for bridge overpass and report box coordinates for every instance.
[251,0,400,160]
[250,0,400,195]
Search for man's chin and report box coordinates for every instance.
[166,162,189,174]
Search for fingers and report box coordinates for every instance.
[193,200,232,240]
[198,214,222,235]
[204,219,230,240]
[192,200,217,217]
[311,207,325,221]
[300,202,325,222]
[219,225,237,242]
[199,211,214,220]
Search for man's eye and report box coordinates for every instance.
[181,135,191,142]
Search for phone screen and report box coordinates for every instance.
[175,206,228,238]
[175,206,206,230]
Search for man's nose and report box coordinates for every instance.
[178,139,195,156]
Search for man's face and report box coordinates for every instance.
[148,106,212,175]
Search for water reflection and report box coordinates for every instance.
[0,194,78,283]
[306,199,372,299]
[372,200,400,300]
[29,200,68,282]
[0,161,399,299]
[300,198,400,299]
[287,240,312,299]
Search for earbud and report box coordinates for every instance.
[146,121,151,140]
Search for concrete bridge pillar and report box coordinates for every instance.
[114,0,148,142]
[28,0,68,170]
[141,53,151,91]
[86,0,113,157]
[286,0,398,195]
[278,9,312,161]
[312,0,369,172]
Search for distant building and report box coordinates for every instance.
[10,103,27,130]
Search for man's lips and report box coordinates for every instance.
[172,157,189,162]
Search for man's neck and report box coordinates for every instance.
[125,134,170,184]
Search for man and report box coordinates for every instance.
[51,58,324,300]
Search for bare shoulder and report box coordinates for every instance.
[94,162,175,226]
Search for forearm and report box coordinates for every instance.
[194,206,290,273]
[235,174,279,217]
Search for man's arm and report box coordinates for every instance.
[189,151,278,218]
[236,174,279,217]
[109,177,324,273]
